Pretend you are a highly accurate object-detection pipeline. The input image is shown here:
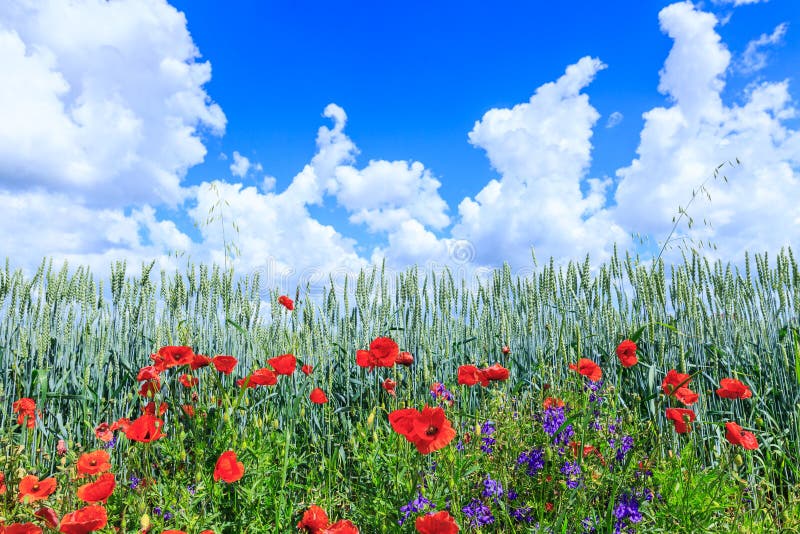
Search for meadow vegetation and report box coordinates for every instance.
[0,245,799,532]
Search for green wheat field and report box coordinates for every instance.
[1,246,798,533]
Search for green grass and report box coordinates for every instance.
[0,247,798,532]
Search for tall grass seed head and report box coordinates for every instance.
[366,408,376,428]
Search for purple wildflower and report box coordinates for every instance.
[561,460,583,489]
[398,491,435,526]
[517,448,545,476]
[462,498,494,527]
[481,475,503,502]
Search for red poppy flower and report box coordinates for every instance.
[389,406,456,454]
[662,370,698,405]
[356,337,399,370]
[109,417,130,433]
[396,351,414,366]
[501,345,511,355]
[665,407,696,434]
[76,450,111,477]
[124,415,165,443]
[34,506,60,529]
[310,388,328,404]
[94,423,113,443]
[236,368,278,388]
[142,401,168,417]
[190,353,212,370]
[13,398,38,428]
[616,339,638,368]
[212,355,238,374]
[725,422,758,450]
[136,366,160,382]
[388,408,418,438]
[138,377,161,398]
[182,404,195,417]
[382,378,397,397]
[213,450,244,483]
[18,475,56,503]
[716,378,752,399]
[179,374,198,388]
[301,364,313,376]
[297,505,329,532]
[3,523,43,534]
[0,472,7,494]
[322,520,359,534]
[278,295,294,310]
[58,504,107,534]
[543,397,565,409]
[457,365,488,387]
[151,345,194,371]
[76,473,115,504]
[482,363,509,381]
[569,441,606,466]
[568,358,602,382]
[268,353,297,375]
[415,510,459,534]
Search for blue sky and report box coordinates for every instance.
[0,0,798,288]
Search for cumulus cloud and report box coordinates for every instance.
[230,151,250,178]
[3,0,798,289]
[612,1,800,264]
[0,0,225,208]
[229,151,262,178]
[739,22,788,73]
[189,103,453,285]
[187,180,367,290]
[0,189,189,275]
[713,0,768,5]
[606,111,624,128]
[448,56,630,268]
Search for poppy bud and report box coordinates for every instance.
[140,513,151,531]
[734,454,743,466]
[272,419,279,429]
[300,406,306,418]
[366,409,376,428]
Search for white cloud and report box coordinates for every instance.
[448,56,630,268]
[229,150,263,179]
[606,111,624,128]
[0,189,188,275]
[612,2,800,265]
[334,160,450,232]
[187,179,367,290]
[230,151,251,178]
[0,0,225,208]
[229,151,263,178]
[713,0,768,5]
[2,0,798,289]
[262,175,277,192]
[739,22,788,73]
